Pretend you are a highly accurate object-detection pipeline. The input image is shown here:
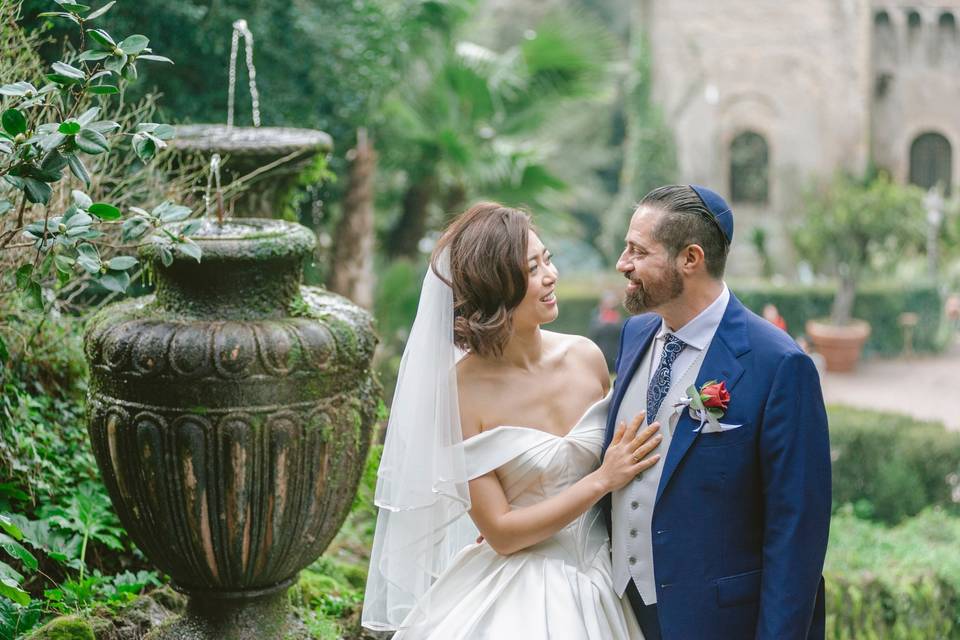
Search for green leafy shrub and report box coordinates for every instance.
[825,509,960,638]
[829,406,960,525]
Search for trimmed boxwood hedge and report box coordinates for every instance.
[829,405,960,525]
[826,509,960,639]
[551,281,946,357]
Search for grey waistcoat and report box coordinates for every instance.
[610,342,708,603]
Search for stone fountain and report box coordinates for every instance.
[169,20,332,219]
[83,215,379,639]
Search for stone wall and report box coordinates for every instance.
[643,0,873,273]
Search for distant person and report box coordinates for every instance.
[947,294,960,335]
[763,303,788,333]
[590,291,624,372]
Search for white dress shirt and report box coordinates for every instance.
[646,284,730,389]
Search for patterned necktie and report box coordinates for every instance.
[646,334,686,424]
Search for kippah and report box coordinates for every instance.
[690,184,734,244]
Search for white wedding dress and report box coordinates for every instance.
[392,394,643,639]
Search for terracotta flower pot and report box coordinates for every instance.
[805,319,871,372]
[83,219,379,639]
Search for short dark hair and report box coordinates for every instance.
[639,185,729,278]
[431,202,532,358]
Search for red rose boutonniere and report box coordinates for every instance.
[698,381,730,415]
[676,380,739,433]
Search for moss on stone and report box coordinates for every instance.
[27,616,95,640]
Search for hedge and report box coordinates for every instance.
[825,509,960,638]
[829,405,960,525]
[550,281,946,357]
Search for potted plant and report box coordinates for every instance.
[793,172,925,371]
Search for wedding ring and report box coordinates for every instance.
[632,453,642,463]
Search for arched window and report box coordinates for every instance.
[939,12,957,54]
[909,132,952,195]
[729,131,769,204]
[874,10,897,65]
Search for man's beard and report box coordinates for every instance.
[623,265,684,315]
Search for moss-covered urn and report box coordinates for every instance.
[83,219,379,639]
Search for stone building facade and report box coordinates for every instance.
[643,0,959,272]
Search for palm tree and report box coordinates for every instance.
[379,10,614,258]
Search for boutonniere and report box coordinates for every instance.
[674,380,741,433]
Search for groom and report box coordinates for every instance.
[603,185,831,639]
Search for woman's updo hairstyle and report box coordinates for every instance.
[431,202,532,358]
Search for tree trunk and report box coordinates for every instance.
[387,172,436,259]
[329,129,377,309]
[830,266,857,326]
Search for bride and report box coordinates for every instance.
[362,202,661,638]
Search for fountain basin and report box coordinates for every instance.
[170,125,332,220]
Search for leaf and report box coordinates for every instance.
[77,50,110,62]
[178,240,202,263]
[76,256,99,274]
[86,28,116,49]
[51,61,85,80]
[0,201,11,216]
[137,54,173,64]
[1,109,26,136]
[58,121,81,136]
[23,178,52,204]
[88,202,120,220]
[118,35,149,55]
[77,107,100,126]
[15,264,33,290]
[66,212,93,229]
[153,201,191,222]
[98,271,130,293]
[0,533,37,571]
[77,242,99,259]
[137,122,174,140]
[39,131,67,153]
[121,63,138,81]
[121,216,151,242]
[104,53,128,73]
[67,154,91,186]
[85,0,114,20]
[76,128,109,154]
[181,219,202,236]
[132,132,155,162]
[158,246,173,267]
[54,254,75,274]
[71,189,93,208]
[46,73,82,86]
[37,11,81,24]
[0,82,36,97]
[85,120,119,135]
[88,84,118,95]
[107,256,137,270]
[55,1,91,12]
[0,570,30,606]
[23,282,42,310]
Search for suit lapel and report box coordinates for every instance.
[654,294,751,506]
[604,317,660,450]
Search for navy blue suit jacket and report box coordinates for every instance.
[603,293,831,640]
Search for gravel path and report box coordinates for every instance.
[821,338,960,430]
